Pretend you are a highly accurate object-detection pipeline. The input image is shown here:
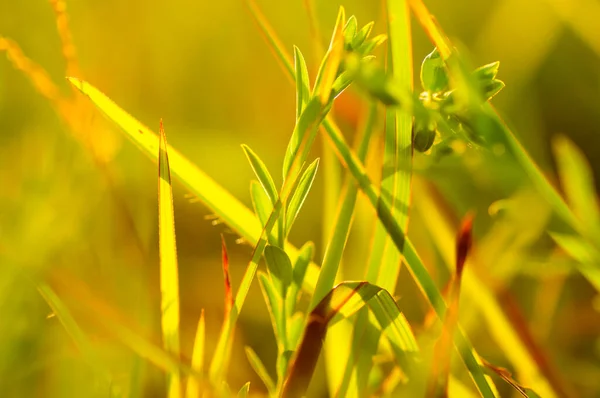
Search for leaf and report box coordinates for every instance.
[186,309,205,398]
[258,271,283,341]
[288,311,306,351]
[245,346,275,394]
[250,180,272,228]
[312,6,346,104]
[356,34,387,55]
[264,245,294,295]
[351,21,374,50]
[473,61,500,81]
[67,78,265,252]
[282,281,418,398]
[553,135,600,238]
[282,96,323,180]
[158,120,182,398]
[343,15,358,49]
[420,47,449,92]
[483,360,542,398]
[286,158,320,234]
[294,46,311,120]
[242,144,278,205]
[286,241,315,315]
[237,382,250,398]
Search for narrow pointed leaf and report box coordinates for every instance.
[294,46,311,120]
[186,310,206,398]
[343,16,358,49]
[282,97,323,180]
[313,6,346,104]
[237,382,250,397]
[258,271,283,341]
[286,158,320,233]
[352,22,375,50]
[245,346,276,394]
[221,235,234,318]
[287,241,315,315]
[158,120,181,398]
[242,145,278,205]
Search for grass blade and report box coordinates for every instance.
[158,120,182,398]
[221,235,234,319]
[186,310,206,398]
[427,214,472,396]
[245,346,276,394]
[286,158,320,234]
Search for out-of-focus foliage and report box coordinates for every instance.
[1,0,600,397]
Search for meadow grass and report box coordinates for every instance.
[2,0,600,397]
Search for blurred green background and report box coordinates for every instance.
[1,0,600,396]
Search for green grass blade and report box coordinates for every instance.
[37,283,111,387]
[283,281,418,398]
[186,309,205,398]
[294,46,311,120]
[242,144,279,205]
[553,135,600,240]
[286,158,320,234]
[158,120,182,398]
[376,0,414,291]
[67,78,263,249]
[245,346,276,394]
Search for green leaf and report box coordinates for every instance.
[283,282,418,397]
[294,46,310,120]
[413,119,436,152]
[258,271,283,339]
[482,79,505,101]
[312,6,346,104]
[237,382,250,397]
[473,61,500,81]
[250,180,272,228]
[186,310,205,398]
[245,346,275,394]
[553,135,600,239]
[286,158,320,234]
[286,241,315,315]
[343,15,358,50]
[158,121,182,398]
[264,245,294,295]
[288,312,306,350]
[351,21,374,50]
[242,144,278,205]
[357,33,387,55]
[420,47,449,92]
[282,96,323,180]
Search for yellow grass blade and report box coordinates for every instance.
[186,309,206,398]
[158,120,181,398]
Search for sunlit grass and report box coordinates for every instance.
[2,0,600,397]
